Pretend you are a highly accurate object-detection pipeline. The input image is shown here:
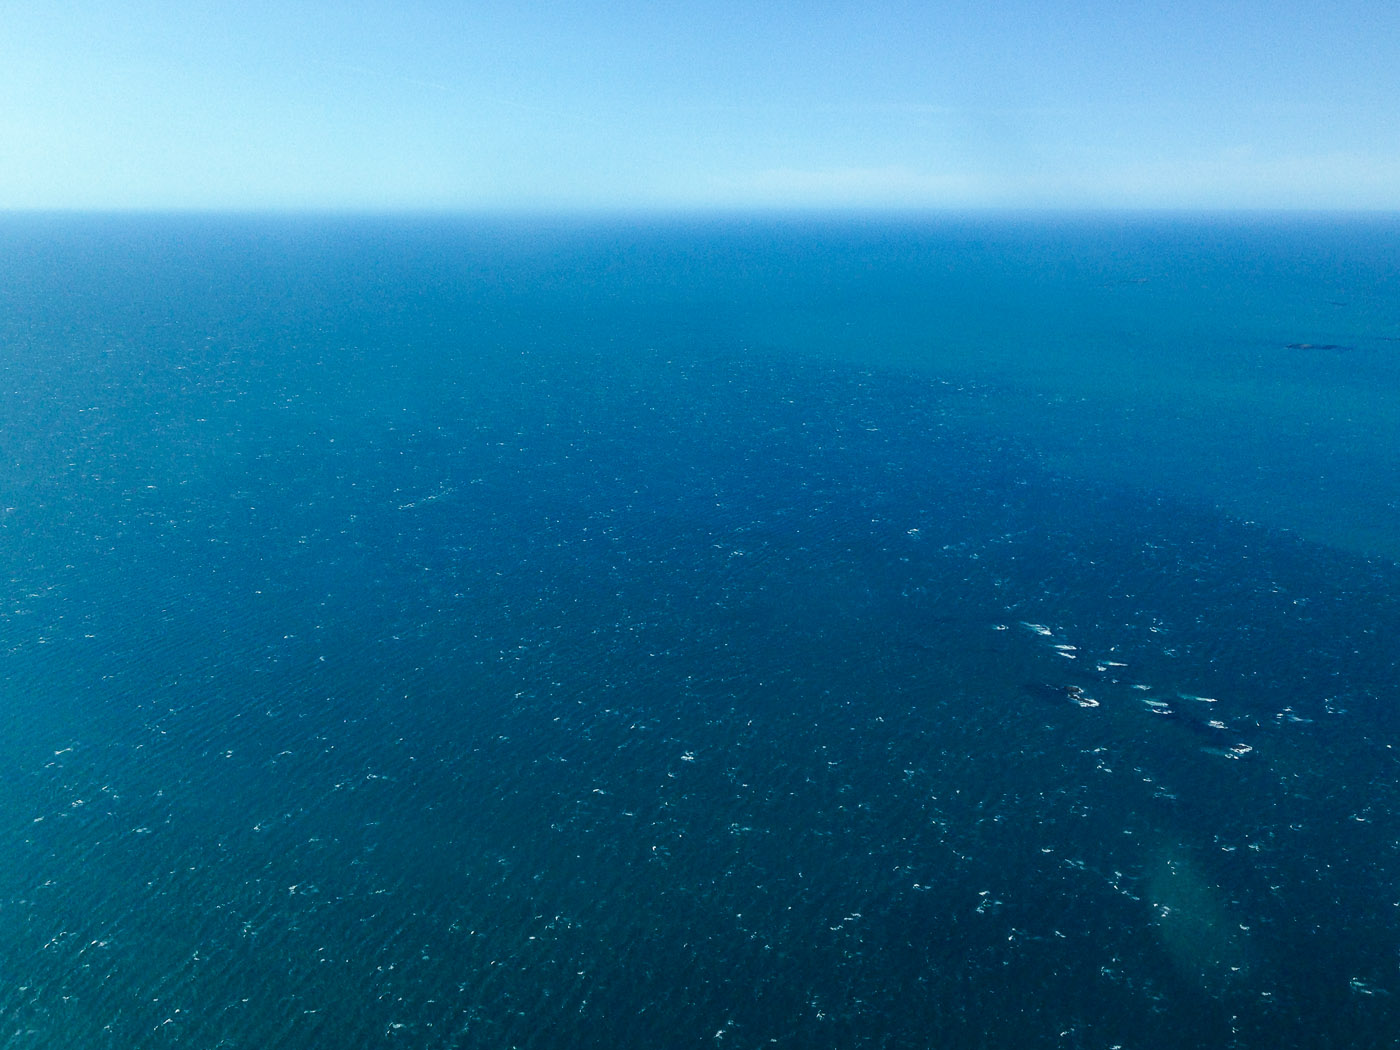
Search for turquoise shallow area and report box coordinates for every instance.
[0,215,1397,1048]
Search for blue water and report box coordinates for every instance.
[1,214,1398,1048]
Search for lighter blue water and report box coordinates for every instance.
[0,214,1397,1048]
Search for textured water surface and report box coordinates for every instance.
[1,216,1397,1049]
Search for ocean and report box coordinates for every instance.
[1,213,1397,1048]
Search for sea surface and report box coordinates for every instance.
[1,213,1397,1048]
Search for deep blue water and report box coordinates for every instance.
[1,214,1398,1048]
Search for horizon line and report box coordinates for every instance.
[3,203,1399,220]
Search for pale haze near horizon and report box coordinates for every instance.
[2,0,1397,212]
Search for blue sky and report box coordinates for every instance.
[2,0,1397,210]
